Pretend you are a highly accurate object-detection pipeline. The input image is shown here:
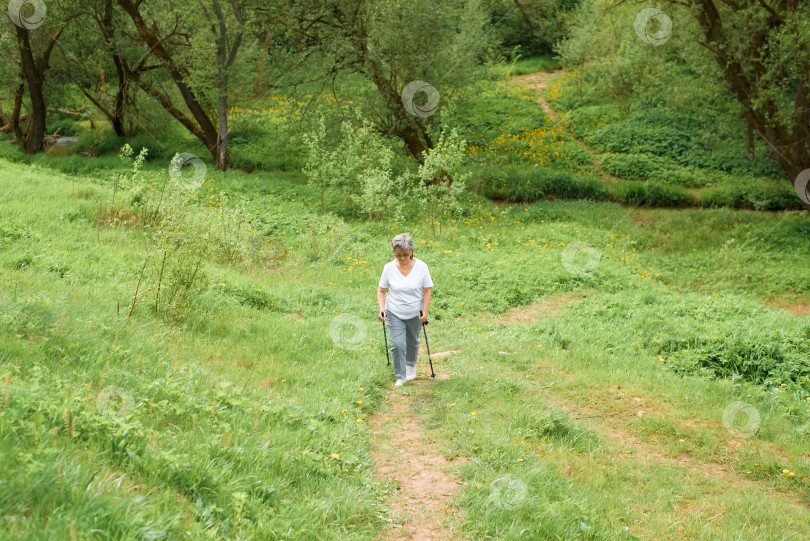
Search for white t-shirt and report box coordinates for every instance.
[379,257,434,319]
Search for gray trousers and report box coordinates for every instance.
[385,310,421,381]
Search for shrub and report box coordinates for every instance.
[304,117,469,229]
[599,152,664,180]
[600,153,710,188]
[588,122,694,159]
[685,147,785,178]
[560,104,624,139]
[699,176,804,210]
[228,113,306,172]
[650,167,708,188]
[611,180,695,207]
[116,149,267,323]
[544,141,593,172]
[303,117,401,220]
[446,82,550,140]
[46,119,81,136]
[70,129,185,162]
[665,334,810,389]
[72,128,123,156]
[487,167,608,203]
[466,164,509,196]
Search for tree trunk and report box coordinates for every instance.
[15,23,64,154]
[216,94,228,171]
[743,110,755,160]
[112,53,127,136]
[91,0,129,137]
[213,0,235,172]
[10,80,25,143]
[398,124,428,163]
[354,13,444,179]
[252,30,274,100]
[116,1,218,144]
[17,26,47,154]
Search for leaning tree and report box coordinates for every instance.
[113,0,257,170]
[661,0,810,208]
[258,0,497,181]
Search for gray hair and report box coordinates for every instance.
[391,233,414,258]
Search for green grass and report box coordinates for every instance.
[2,152,809,538]
[0,160,388,539]
[1,53,809,539]
[496,55,564,77]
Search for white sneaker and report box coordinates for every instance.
[406,365,416,381]
[395,379,405,387]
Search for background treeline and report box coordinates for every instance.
[0,0,808,211]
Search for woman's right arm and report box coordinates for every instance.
[377,287,387,321]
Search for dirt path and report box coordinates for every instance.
[766,300,810,316]
[487,294,808,517]
[545,390,808,512]
[369,356,464,541]
[512,71,619,185]
[513,72,560,121]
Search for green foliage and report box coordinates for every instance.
[222,283,287,311]
[265,0,497,167]
[72,128,126,156]
[686,146,785,178]
[117,150,267,322]
[46,119,81,137]
[303,117,402,221]
[303,118,470,229]
[108,144,148,208]
[70,128,175,161]
[2,0,810,531]
[2,155,810,538]
[560,104,624,138]
[611,180,695,207]
[600,153,709,188]
[699,175,804,211]
[665,334,810,389]
[485,0,576,57]
[405,128,472,230]
[481,166,608,203]
[539,70,796,208]
[301,213,351,263]
[588,122,694,160]
[547,0,807,212]
[496,55,563,77]
[445,82,550,143]
[599,153,667,181]
[228,112,307,172]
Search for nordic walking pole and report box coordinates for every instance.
[420,311,436,378]
[381,313,390,366]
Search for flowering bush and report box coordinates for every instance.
[303,117,470,233]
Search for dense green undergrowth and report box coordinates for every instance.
[2,150,809,537]
[1,47,809,538]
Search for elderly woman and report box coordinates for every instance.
[377,233,433,387]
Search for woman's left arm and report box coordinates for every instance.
[421,287,432,321]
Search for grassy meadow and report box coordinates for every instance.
[1,56,810,540]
